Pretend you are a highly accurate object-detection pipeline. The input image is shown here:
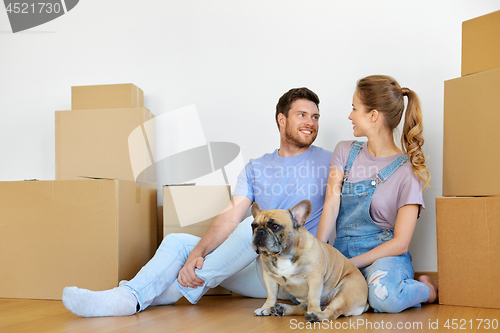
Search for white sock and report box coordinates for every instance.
[62,286,138,317]
[150,283,183,306]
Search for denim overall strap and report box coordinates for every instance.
[343,141,364,180]
[334,150,409,259]
[376,155,410,183]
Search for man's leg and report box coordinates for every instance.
[219,257,291,300]
[62,233,200,317]
[175,216,262,304]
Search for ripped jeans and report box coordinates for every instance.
[360,251,430,313]
[335,231,430,313]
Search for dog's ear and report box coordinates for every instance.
[289,200,312,227]
[251,202,262,218]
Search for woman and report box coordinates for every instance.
[316,75,438,313]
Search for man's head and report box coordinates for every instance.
[275,88,320,129]
[275,88,320,149]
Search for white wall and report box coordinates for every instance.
[1,0,499,271]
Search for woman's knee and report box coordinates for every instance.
[367,282,410,313]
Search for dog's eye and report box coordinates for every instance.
[271,224,281,231]
[251,222,258,230]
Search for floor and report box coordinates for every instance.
[2,294,500,333]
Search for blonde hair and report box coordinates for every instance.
[356,75,431,189]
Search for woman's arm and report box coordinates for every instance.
[316,166,344,243]
[349,204,419,269]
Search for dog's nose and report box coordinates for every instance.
[256,228,266,236]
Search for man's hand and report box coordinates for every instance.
[177,255,205,288]
[176,195,252,289]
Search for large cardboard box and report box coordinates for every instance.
[56,107,155,183]
[163,185,232,295]
[72,84,144,110]
[436,197,500,309]
[462,10,500,76]
[162,185,231,238]
[443,67,500,196]
[0,179,157,300]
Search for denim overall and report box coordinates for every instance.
[333,141,430,313]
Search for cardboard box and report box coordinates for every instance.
[462,10,500,76]
[443,67,500,196]
[0,179,157,300]
[72,84,144,110]
[436,197,500,309]
[163,185,232,295]
[56,107,155,183]
[162,185,231,238]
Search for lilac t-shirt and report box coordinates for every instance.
[330,140,425,230]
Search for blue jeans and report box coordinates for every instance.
[123,216,283,311]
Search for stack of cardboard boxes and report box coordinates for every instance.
[0,84,158,300]
[438,10,500,309]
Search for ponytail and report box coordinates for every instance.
[356,75,431,189]
[401,88,431,189]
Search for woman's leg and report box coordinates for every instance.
[417,275,438,303]
[62,233,200,317]
[361,252,431,313]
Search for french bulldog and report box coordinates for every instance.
[251,200,369,322]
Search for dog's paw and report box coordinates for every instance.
[270,303,286,316]
[305,311,320,322]
[254,307,272,316]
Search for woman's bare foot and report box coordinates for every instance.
[418,275,438,303]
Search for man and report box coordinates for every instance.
[62,87,332,317]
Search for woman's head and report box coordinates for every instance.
[355,75,430,188]
[355,75,405,132]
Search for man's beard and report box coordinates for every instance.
[283,124,317,149]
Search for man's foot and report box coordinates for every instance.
[62,286,138,317]
[418,275,438,303]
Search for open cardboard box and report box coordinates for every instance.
[162,184,231,238]
[0,179,157,300]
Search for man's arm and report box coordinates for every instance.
[177,194,252,288]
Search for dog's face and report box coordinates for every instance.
[251,200,312,255]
